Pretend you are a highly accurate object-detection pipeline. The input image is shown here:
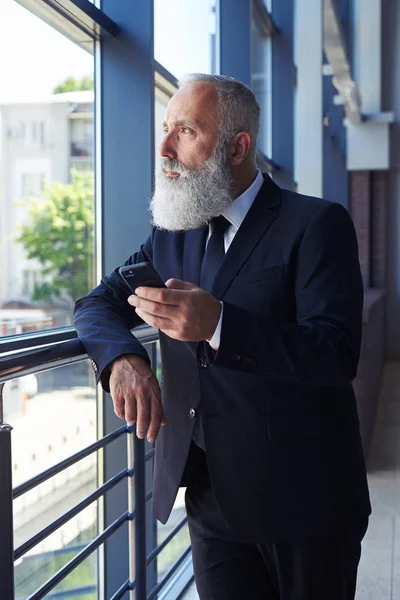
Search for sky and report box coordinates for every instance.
[0,0,215,103]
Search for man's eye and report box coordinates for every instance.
[182,127,191,134]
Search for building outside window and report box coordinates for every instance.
[69,106,94,172]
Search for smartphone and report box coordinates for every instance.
[119,262,166,294]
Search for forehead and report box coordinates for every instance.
[165,82,219,127]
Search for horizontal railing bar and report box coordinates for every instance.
[109,579,135,600]
[13,425,130,499]
[0,326,77,353]
[133,326,159,345]
[15,468,131,560]
[27,511,130,600]
[0,339,87,384]
[146,515,188,566]
[145,448,155,461]
[147,545,192,600]
[0,326,158,385]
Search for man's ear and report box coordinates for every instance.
[229,132,252,166]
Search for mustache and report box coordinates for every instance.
[160,158,192,175]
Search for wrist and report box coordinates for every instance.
[111,354,149,374]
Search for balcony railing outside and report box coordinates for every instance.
[0,327,192,600]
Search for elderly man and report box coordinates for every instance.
[74,74,371,600]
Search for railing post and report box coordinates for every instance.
[134,429,147,600]
[0,383,15,600]
[127,425,136,599]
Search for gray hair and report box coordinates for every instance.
[178,73,260,166]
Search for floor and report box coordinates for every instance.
[180,362,400,599]
[356,361,400,599]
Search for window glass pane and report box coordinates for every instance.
[4,361,98,598]
[154,81,175,170]
[251,12,272,157]
[154,0,217,78]
[0,0,95,335]
[157,490,191,583]
[15,524,98,599]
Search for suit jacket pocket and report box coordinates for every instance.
[230,265,285,288]
[266,410,340,441]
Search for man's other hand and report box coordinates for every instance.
[109,355,166,443]
[128,279,222,342]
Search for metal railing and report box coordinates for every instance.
[0,326,191,600]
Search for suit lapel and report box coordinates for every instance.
[183,226,208,286]
[211,174,282,299]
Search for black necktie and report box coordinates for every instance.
[200,216,230,292]
[193,216,230,451]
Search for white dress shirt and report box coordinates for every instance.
[207,169,264,351]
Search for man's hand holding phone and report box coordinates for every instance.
[120,261,221,342]
[109,354,166,443]
[111,261,219,441]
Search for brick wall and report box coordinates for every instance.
[371,171,388,289]
[351,171,371,286]
[350,171,388,459]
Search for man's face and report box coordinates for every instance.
[151,82,234,232]
[159,82,220,172]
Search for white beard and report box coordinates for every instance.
[150,144,234,232]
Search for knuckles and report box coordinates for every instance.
[158,289,168,303]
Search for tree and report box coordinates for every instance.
[15,171,94,304]
[53,76,94,95]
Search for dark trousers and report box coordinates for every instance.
[184,444,368,600]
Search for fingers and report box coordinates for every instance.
[134,282,197,303]
[147,390,166,443]
[135,393,150,439]
[134,307,176,331]
[165,278,197,290]
[112,394,126,420]
[111,385,165,443]
[128,295,178,319]
[135,286,178,304]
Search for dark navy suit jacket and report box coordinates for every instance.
[74,174,371,542]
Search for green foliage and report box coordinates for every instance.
[15,170,94,304]
[53,76,94,94]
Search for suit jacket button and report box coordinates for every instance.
[199,358,209,368]
[188,408,196,419]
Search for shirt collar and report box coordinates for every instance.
[223,169,264,230]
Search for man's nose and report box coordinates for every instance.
[159,134,177,160]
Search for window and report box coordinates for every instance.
[154,78,175,169]
[70,117,93,156]
[22,268,41,297]
[21,173,46,198]
[0,0,95,334]
[154,0,217,78]
[0,3,98,595]
[251,1,272,157]
[32,120,45,145]
[7,120,26,141]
